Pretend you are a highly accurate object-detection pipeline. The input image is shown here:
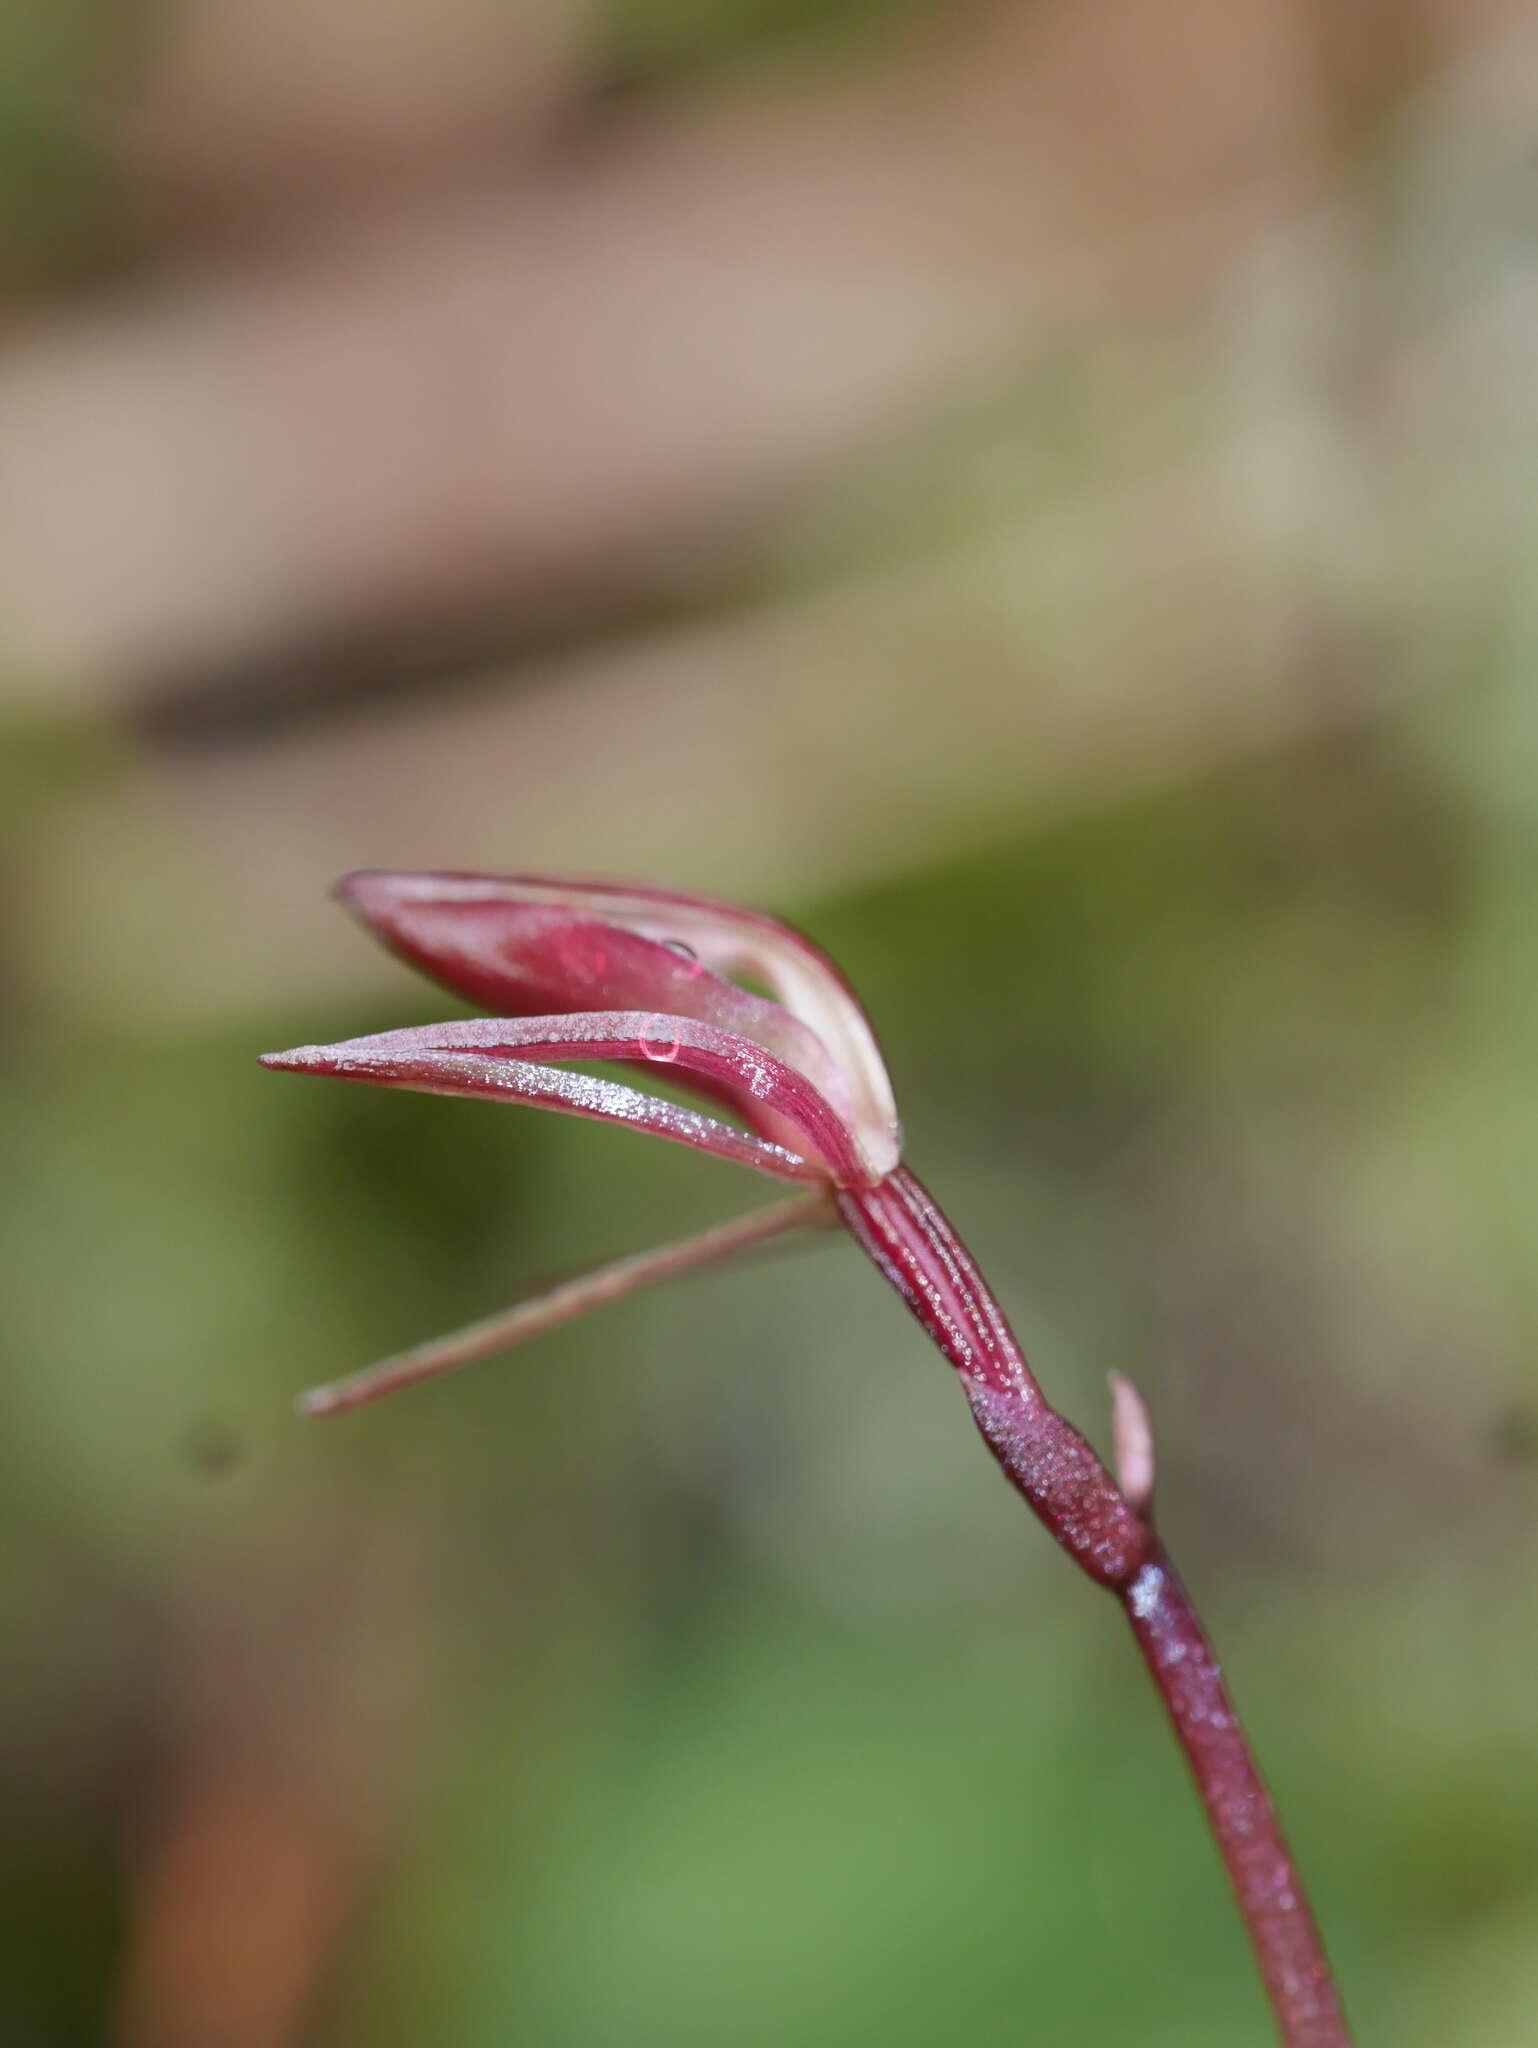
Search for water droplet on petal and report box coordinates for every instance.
[664,938,703,978]
[638,1017,681,1063]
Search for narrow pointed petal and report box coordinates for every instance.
[338,872,852,1112]
[299,1189,835,1415]
[304,1013,867,1183]
[339,871,901,1177]
[260,1039,820,1182]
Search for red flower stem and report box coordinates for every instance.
[839,1166,1351,2048]
[1122,1548,1351,2047]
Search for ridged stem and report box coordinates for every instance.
[838,1165,1351,2048]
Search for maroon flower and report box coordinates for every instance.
[263,868,1351,2048]
[263,870,900,1411]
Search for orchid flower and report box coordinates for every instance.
[263,870,1351,2048]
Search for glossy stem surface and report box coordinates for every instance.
[840,1166,1351,2048]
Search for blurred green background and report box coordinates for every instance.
[4,1,1538,2043]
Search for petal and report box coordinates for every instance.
[340,871,901,1178]
[260,1037,821,1183]
[338,873,845,1099]
[298,1013,868,1182]
[337,883,848,1160]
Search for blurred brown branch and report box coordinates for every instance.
[3,0,1535,1028]
[2,0,1337,704]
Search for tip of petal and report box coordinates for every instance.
[334,869,394,910]
[260,1045,324,1072]
[335,869,486,921]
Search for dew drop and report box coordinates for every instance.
[663,938,703,979]
[638,1017,681,1063]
